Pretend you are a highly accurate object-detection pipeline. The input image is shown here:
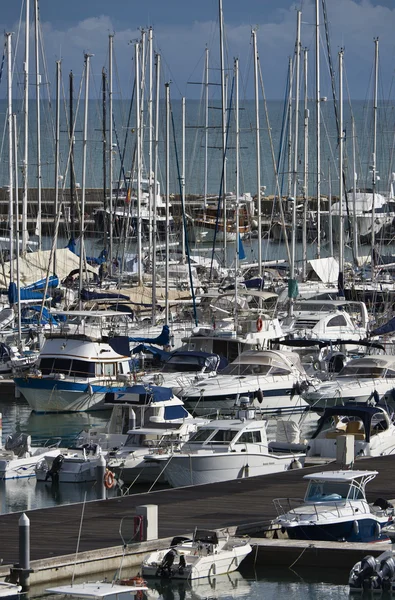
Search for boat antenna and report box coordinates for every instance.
[71,491,87,586]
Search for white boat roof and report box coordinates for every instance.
[196,419,263,430]
[345,355,395,368]
[303,470,378,482]
[230,349,304,372]
[126,427,182,435]
[46,582,147,597]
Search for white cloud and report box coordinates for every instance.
[1,0,395,99]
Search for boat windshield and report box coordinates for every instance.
[220,363,289,376]
[338,365,385,378]
[187,428,239,444]
[305,480,364,502]
[162,355,216,373]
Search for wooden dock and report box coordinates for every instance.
[1,455,395,570]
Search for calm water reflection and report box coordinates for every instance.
[28,567,351,600]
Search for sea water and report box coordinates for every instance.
[26,565,351,600]
[0,397,351,598]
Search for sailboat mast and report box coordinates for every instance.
[108,34,114,269]
[69,71,75,240]
[302,47,308,281]
[34,0,42,249]
[22,0,30,254]
[218,0,227,262]
[371,38,379,279]
[78,53,92,309]
[234,57,239,332]
[287,57,293,199]
[315,0,321,257]
[338,48,344,296]
[204,47,209,205]
[351,117,358,262]
[165,82,170,324]
[290,10,301,313]
[181,96,186,262]
[135,41,142,285]
[252,28,262,277]
[102,68,107,219]
[13,114,22,346]
[148,27,154,263]
[6,33,14,281]
[151,52,160,326]
[54,60,61,275]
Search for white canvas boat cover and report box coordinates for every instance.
[306,257,339,284]
[0,248,98,288]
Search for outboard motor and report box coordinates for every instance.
[45,454,65,482]
[178,553,186,574]
[349,555,378,591]
[156,548,176,578]
[378,556,395,592]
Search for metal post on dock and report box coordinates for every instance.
[18,513,30,590]
[96,454,107,500]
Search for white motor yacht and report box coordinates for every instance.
[35,443,104,484]
[141,528,252,579]
[14,311,135,413]
[148,405,305,488]
[302,355,395,411]
[306,402,395,459]
[0,431,61,480]
[179,349,313,418]
[103,385,209,485]
[274,470,393,542]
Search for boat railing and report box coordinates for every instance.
[33,437,63,449]
[273,497,371,520]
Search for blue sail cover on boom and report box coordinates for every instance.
[370,317,395,337]
[129,325,170,347]
[8,276,59,304]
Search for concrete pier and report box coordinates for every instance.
[0,454,394,585]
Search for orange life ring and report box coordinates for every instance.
[104,469,115,489]
[256,317,263,332]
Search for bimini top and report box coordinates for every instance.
[310,403,391,443]
[303,470,378,482]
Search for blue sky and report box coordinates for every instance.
[1,0,395,100]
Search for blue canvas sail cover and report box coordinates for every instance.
[8,276,58,304]
[129,324,170,346]
[66,238,107,265]
[238,234,246,261]
[113,384,174,405]
[80,288,130,301]
[370,317,395,337]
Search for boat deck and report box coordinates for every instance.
[1,455,394,567]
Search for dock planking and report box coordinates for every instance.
[1,455,395,567]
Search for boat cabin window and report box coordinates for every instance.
[162,355,212,373]
[327,315,348,327]
[209,429,239,444]
[102,363,115,377]
[188,428,215,443]
[221,363,272,376]
[338,365,384,378]
[39,357,72,375]
[236,430,262,444]
[69,360,95,378]
[305,480,363,502]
